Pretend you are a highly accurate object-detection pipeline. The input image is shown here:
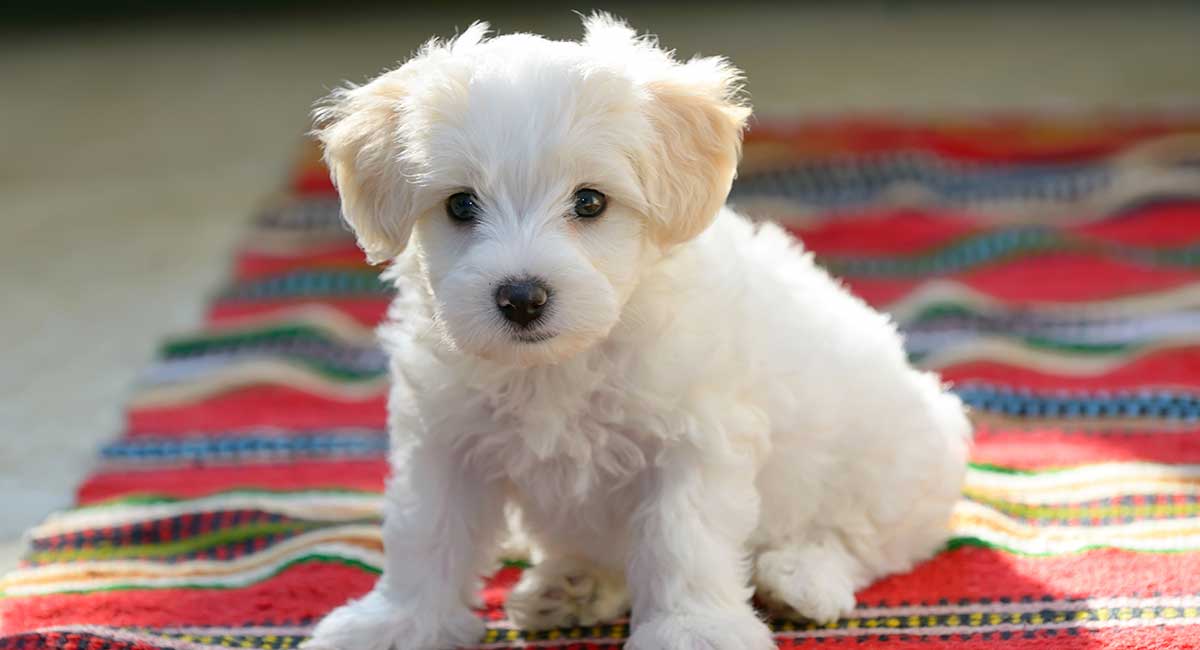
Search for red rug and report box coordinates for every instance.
[4,114,1200,649]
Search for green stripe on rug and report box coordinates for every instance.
[25,521,379,563]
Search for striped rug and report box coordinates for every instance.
[4,115,1200,649]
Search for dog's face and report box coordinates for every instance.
[315,15,750,365]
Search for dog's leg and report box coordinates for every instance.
[623,443,775,650]
[505,556,630,630]
[303,442,504,650]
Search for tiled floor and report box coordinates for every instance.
[2,3,1198,573]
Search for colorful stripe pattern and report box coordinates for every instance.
[3,115,1200,649]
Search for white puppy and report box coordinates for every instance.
[304,14,971,650]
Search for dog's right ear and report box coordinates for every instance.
[314,23,489,264]
[312,70,420,264]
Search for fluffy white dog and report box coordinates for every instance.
[303,14,971,650]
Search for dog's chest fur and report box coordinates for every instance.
[465,343,662,488]
[420,339,679,559]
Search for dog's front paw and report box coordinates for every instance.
[505,558,629,630]
[626,607,774,650]
[303,589,484,650]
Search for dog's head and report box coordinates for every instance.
[315,14,750,366]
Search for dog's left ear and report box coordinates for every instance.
[639,56,751,247]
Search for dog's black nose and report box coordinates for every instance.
[496,279,550,327]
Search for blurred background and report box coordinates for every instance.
[1,0,1198,572]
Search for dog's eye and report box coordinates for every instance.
[573,188,606,219]
[446,192,479,222]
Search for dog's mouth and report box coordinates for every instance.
[512,330,557,344]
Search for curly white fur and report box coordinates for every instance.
[304,14,971,650]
